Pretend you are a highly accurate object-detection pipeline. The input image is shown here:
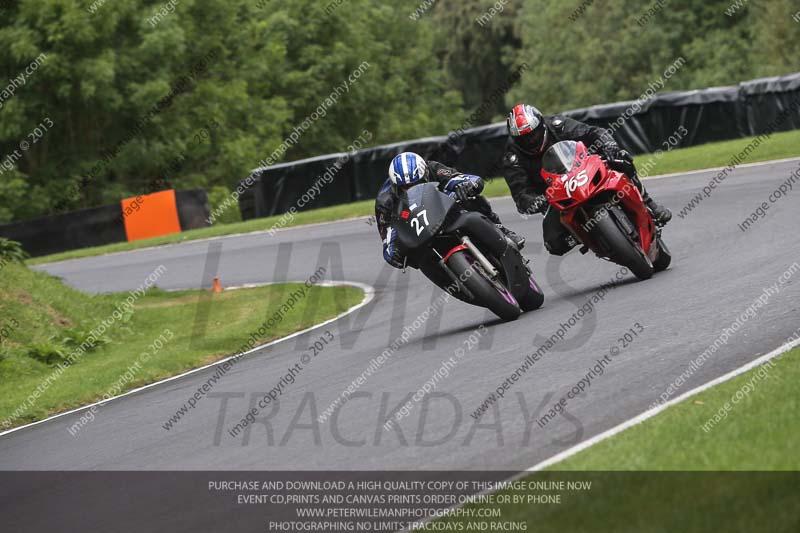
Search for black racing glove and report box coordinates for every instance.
[616,148,633,163]
[454,179,482,202]
[600,143,636,175]
[599,142,622,162]
[606,150,636,178]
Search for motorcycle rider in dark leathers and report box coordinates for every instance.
[375,152,525,269]
[503,104,672,256]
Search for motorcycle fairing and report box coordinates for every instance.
[542,141,656,255]
[394,183,457,252]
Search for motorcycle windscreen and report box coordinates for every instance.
[393,182,456,252]
[542,140,579,175]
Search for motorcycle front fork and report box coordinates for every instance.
[459,236,499,279]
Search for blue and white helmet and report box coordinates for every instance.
[389,152,428,187]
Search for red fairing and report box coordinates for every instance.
[541,141,656,257]
[542,141,602,208]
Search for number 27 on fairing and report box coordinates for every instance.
[410,210,429,235]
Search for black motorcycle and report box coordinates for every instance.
[392,182,544,321]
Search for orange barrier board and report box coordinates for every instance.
[121,189,182,242]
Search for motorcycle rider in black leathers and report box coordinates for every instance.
[503,104,672,256]
[375,151,524,269]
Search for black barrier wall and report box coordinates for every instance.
[176,189,212,233]
[0,189,210,257]
[239,72,800,220]
[0,204,127,258]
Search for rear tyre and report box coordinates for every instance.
[653,237,672,272]
[448,251,522,321]
[517,276,545,312]
[590,207,653,280]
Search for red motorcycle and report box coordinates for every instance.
[540,140,671,280]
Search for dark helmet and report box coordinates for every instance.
[507,104,549,155]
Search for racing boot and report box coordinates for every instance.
[644,194,672,226]
[497,224,526,250]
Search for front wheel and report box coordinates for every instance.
[589,207,653,280]
[447,251,522,321]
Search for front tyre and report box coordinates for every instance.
[448,251,522,321]
[590,207,654,280]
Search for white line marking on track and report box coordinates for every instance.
[0,281,375,439]
[642,156,800,181]
[526,336,800,471]
[404,337,800,532]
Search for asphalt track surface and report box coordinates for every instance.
[1,159,798,471]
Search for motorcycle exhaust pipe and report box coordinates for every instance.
[460,236,499,279]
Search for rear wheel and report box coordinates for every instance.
[448,251,522,321]
[589,207,653,280]
[517,275,545,312]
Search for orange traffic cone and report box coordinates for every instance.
[212,277,223,293]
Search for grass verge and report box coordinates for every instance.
[635,128,800,177]
[433,346,800,532]
[30,129,800,265]
[546,345,800,471]
[0,262,364,429]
